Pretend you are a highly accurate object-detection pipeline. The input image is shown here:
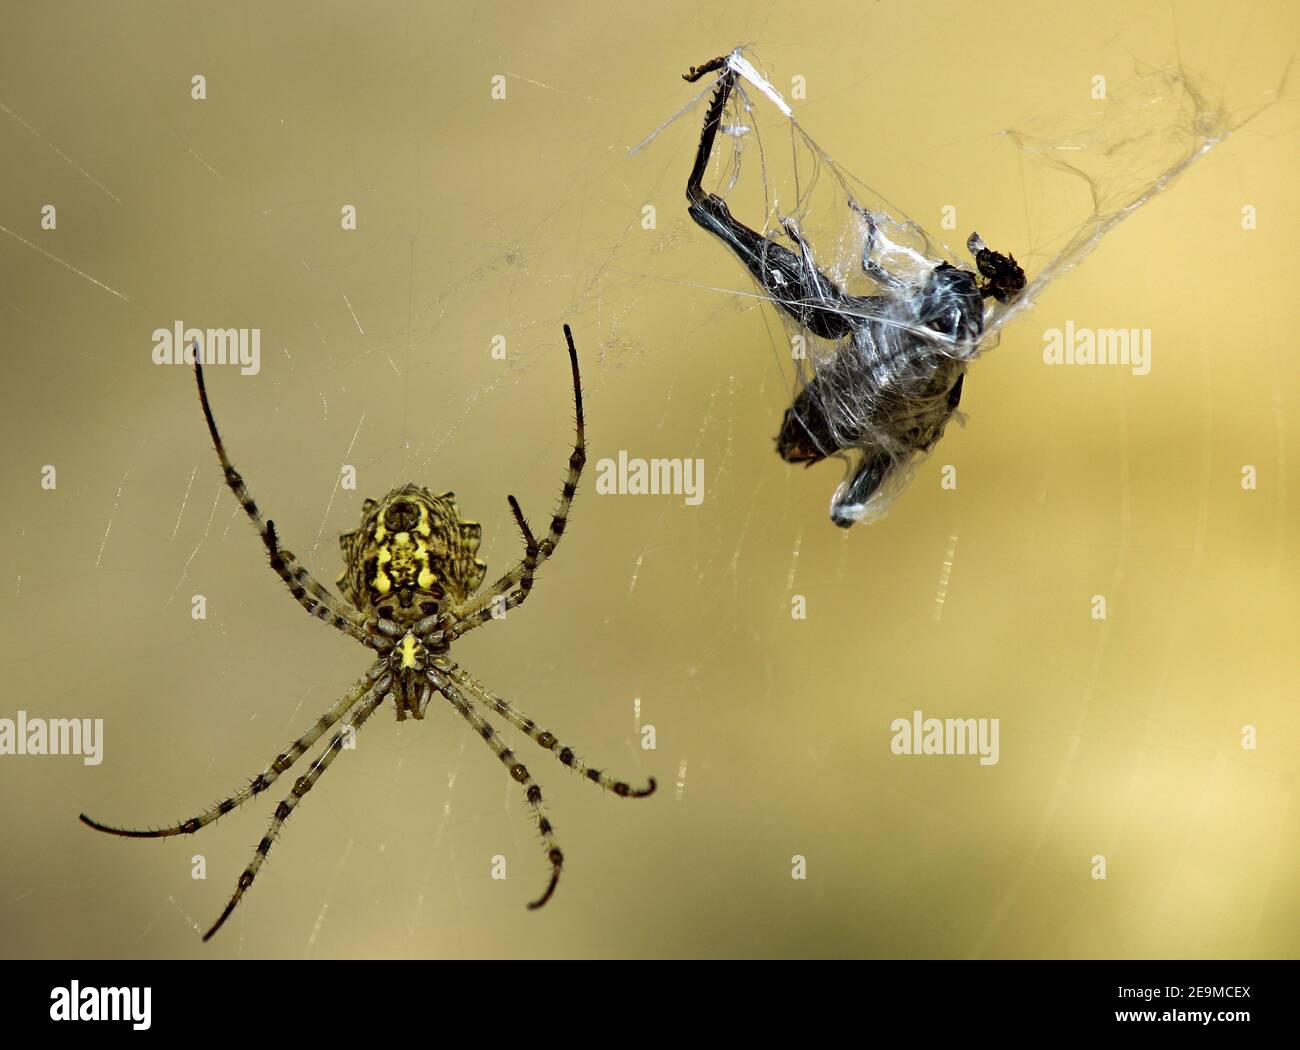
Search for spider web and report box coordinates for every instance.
[2,0,1297,960]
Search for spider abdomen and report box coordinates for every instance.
[336,484,488,619]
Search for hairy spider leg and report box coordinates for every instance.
[79,669,389,840]
[431,673,566,909]
[443,662,656,798]
[202,673,393,940]
[194,355,375,646]
[445,325,586,643]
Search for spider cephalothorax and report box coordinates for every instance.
[80,325,655,940]
[337,484,488,615]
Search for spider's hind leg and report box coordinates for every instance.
[79,669,388,841]
[445,663,656,797]
[201,673,393,940]
[431,673,567,910]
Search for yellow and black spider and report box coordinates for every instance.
[80,325,655,940]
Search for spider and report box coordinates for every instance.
[80,324,656,941]
[682,55,1027,527]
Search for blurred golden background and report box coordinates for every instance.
[0,0,1295,958]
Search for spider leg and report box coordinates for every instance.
[492,492,542,613]
[193,355,375,647]
[444,325,585,643]
[79,668,389,839]
[442,662,656,798]
[430,672,565,910]
[201,672,393,941]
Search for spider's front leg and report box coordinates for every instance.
[445,325,586,644]
[194,355,375,648]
